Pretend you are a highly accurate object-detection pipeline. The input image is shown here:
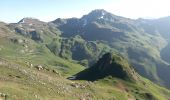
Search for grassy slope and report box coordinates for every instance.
[0,61,170,100]
[0,23,170,100]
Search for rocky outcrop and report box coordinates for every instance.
[69,53,139,82]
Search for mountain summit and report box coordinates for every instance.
[81,9,123,22]
[18,18,42,24]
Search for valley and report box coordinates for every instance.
[0,9,170,99]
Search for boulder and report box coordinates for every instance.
[36,65,43,70]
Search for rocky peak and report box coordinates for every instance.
[18,18,43,25]
[81,9,121,23]
[70,53,139,82]
[97,53,113,70]
[88,9,108,17]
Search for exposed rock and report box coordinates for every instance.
[10,38,25,44]
[80,98,86,100]
[26,62,33,68]
[34,94,38,99]
[70,82,89,89]
[30,64,33,68]
[36,65,43,70]
[21,69,28,74]
[0,92,8,99]
[70,83,79,88]
[52,69,61,76]
[79,92,93,100]
[23,44,28,48]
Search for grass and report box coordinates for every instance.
[0,49,170,100]
[0,23,170,100]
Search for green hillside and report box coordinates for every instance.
[51,10,170,88]
[0,9,170,99]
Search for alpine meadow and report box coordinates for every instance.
[0,1,170,100]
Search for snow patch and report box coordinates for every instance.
[98,16,104,19]
[100,16,104,19]
[102,11,105,16]
[83,19,87,27]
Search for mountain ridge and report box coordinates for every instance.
[0,9,170,99]
[4,9,170,89]
[48,9,170,88]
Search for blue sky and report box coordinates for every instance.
[1,0,170,23]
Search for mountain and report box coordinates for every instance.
[4,9,170,89]
[136,17,170,88]
[51,9,170,88]
[9,18,60,42]
[138,17,170,63]
[0,9,170,99]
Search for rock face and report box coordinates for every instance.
[71,53,139,81]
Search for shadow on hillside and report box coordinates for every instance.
[67,53,130,81]
[67,67,107,81]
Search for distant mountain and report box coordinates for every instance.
[1,9,170,90]
[81,9,125,24]
[6,9,170,89]
[152,16,170,39]
[9,18,60,42]
[51,9,170,88]
[18,17,43,24]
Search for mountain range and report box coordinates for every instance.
[53,10,170,88]
[0,9,170,99]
